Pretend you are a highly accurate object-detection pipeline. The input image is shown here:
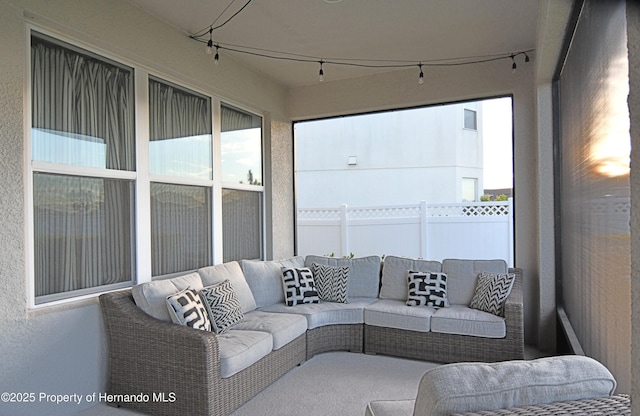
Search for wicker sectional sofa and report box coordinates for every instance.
[100,255,525,416]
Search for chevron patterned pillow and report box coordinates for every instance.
[281,267,320,306]
[311,263,350,303]
[406,271,450,308]
[469,272,516,316]
[199,280,244,334]
[166,288,212,331]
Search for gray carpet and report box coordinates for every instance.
[230,352,440,416]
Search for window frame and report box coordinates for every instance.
[218,102,266,261]
[25,26,266,309]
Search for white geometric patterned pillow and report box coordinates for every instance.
[311,263,349,303]
[469,272,516,316]
[166,288,211,331]
[199,280,244,334]
[281,267,320,306]
[406,271,450,308]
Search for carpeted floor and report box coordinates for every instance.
[230,352,439,416]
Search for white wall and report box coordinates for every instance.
[295,103,484,207]
[0,1,292,414]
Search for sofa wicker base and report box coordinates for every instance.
[100,291,306,416]
[452,394,630,416]
[306,324,364,359]
[364,325,524,363]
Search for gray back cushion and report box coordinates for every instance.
[131,272,203,322]
[305,255,381,298]
[240,256,305,308]
[379,256,442,300]
[442,259,507,305]
[198,262,257,313]
[413,355,617,416]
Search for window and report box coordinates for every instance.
[464,108,477,130]
[28,31,268,307]
[220,104,264,261]
[30,33,136,304]
[148,78,213,275]
[462,178,478,202]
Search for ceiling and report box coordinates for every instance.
[127,0,540,88]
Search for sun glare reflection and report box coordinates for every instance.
[589,56,630,178]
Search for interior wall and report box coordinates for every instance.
[0,1,292,414]
[288,58,542,347]
[556,0,631,393]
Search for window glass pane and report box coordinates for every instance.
[222,189,263,262]
[31,34,135,171]
[464,109,477,130]
[221,104,262,185]
[33,173,135,300]
[462,178,478,201]
[151,183,212,275]
[149,79,212,180]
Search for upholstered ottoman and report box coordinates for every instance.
[365,355,621,416]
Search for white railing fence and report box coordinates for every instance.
[296,199,514,266]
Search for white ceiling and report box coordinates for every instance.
[127,0,540,88]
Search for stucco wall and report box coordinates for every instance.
[0,0,292,414]
[288,59,541,346]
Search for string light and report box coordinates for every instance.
[188,1,534,83]
[206,28,214,55]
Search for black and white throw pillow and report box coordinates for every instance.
[281,267,320,306]
[311,263,349,303]
[406,271,450,308]
[199,279,244,334]
[469,271,516,316]
[166,288,212,331]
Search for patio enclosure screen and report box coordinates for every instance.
[555,0,631,392]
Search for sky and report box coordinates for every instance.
[482,97,513,190]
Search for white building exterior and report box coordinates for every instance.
[295,101,484,208]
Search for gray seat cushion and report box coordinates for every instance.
[305,255,381,298]
[430,305,506,338]
[234,310,308,350]
[413,355,617,416]
[217,330,273,378]
[260,298,377,329]
[364,299,435,332]
[379,256,442,300]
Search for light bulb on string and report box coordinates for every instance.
[511,55,517,73]
[206,28,213,55]
[524,52,530,63]
[214,45,220,64]
[318,60,325,82]
[418,63,424,85]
